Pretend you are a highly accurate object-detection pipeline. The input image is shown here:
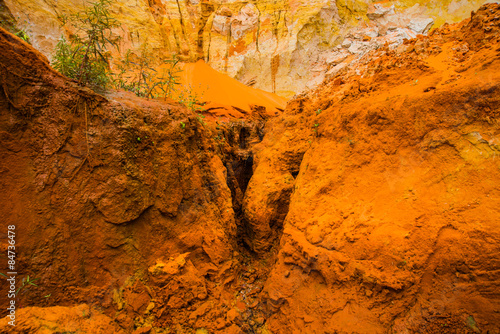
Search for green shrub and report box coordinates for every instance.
[51,0,205,113]
[177,84,206,112]
[111,45,181,99]
[15,27,30,44]
[52,0,120,89]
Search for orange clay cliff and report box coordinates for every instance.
[0,3,500,334]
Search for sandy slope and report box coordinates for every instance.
[177,60,287,117]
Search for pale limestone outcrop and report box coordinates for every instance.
[4,0,492,98]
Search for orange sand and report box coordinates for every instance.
[176,60,287,116]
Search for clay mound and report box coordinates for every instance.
[243,3,500,333]
[177,60,287,118]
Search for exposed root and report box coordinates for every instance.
[68,156,88,182]
[1,81,20,110]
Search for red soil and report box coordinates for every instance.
[0,3,499,334]
[245,4,500,333]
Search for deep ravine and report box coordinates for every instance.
[1,3,500,334]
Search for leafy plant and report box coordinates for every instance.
[313,123,320,136]
[111,46,181,99]
[52,0,121,88]
[49,0,209,115]
[196,113,206,126]
[15,27,30,43]
[16,275,38,295]
[0,15,31,44]
[177,85,206,113]
[160,55,182,98]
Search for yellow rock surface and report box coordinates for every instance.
[4,0,493,98]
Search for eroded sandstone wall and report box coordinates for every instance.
[3,0,494,97]
[0,24,284,333]
[244,4,500,331]
[1,3,500,333]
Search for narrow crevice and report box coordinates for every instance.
[232,154,252,192]
[217,116,300,260]
[220,121,261,255]
[225,152,255,253]
[239,127,250,149]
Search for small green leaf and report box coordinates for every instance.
[466,315,480,333]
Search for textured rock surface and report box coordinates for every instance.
[1,3,500,334]
[3,0,494,98]
[0,304,126,333]
[0,25,272,333]
[245,4,500,332]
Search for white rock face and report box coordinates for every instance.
[3,0,493,98]
[367,4,395,20]
[407,18,435,34]
[323,50,350,65]
[341,39,352,48]
[348,40,371,54]
[231,4,259,40]
[212,14,231,36]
